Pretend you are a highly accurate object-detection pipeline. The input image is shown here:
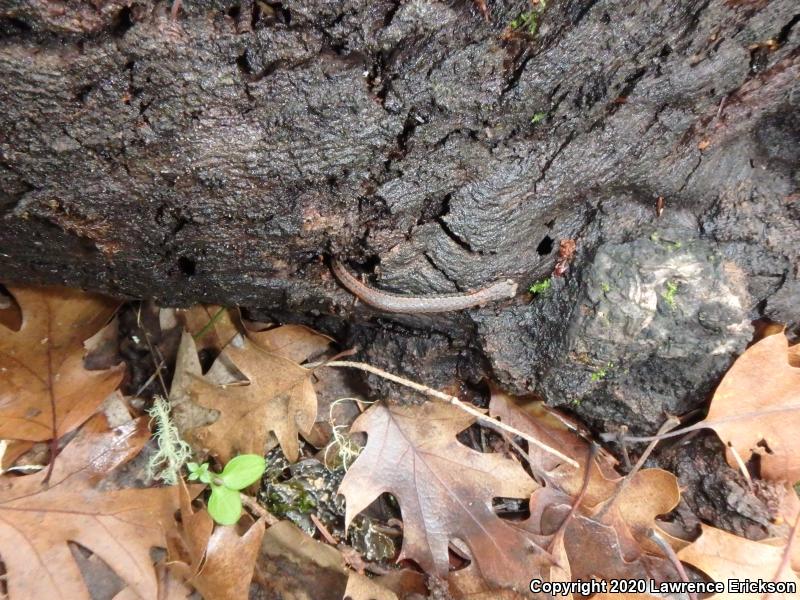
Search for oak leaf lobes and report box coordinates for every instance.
[338,402,548,592]
[702,332,800,482]
[677,525,800,600]
[0,286,124,441]
[187,337,317,462]
[0,415,180,600]
[168,480,265,600]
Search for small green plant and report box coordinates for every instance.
[530,112,546,124]
[600,282,611,293]
[510,1,547,35]
[662,280,679,309]
[529,278,552,295]
[590,361,614,382]
[188,454,267,525]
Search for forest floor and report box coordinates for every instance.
[1,286,799,599]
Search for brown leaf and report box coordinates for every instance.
[492,393,682,590]
[186,336,317,462]
[344,572,399,600]
[174,305,240,352]
[259,520,350,599]
[489,390,618,505]
[0,414,180,599]
[339,402,548,593]
[678,524,800,599]
[246,323,333,364]
[168,480,266,600]
[702,332,800,481]
[0,286,124,442]
[491,391,681,549]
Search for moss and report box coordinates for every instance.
[529,277,552,295]
[510,1,547,35]
[662,280,679,309]
[530,112,546,124]
[590,361,614,382]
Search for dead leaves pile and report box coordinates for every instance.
[1,285,799,599]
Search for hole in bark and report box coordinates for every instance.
[112,7,134,36]
[236,52,253,75]
[659,44,672,58]
[1,17,31,33]
[537,235,554,255]
[177,256,196,277]
[76,84,94,103]
[777,14,800,45]
[227,4,241,19]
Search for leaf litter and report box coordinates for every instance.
[0,286,799,599]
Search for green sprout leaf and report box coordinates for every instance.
[530,112,546,124]
[220,454,267,490]
[187,461,212,484]
[208,484,243,526]
[529,278,552,295]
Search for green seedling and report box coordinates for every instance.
[600,282,611,293]
[529,278,552,295]
[188,454,267,525]
[510,1,547,35]
[530,112,546,124]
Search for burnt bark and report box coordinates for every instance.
[1,0,799,531]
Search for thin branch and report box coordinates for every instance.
[648,528,697,600]
[600,404,800,444]
[765,514,800,600]
[550,443,597,548]
[321,360,579,468]
[595,416,680,520]
[239,493,278,525]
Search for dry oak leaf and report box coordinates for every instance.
[188,336,317,463]
[245,323,333,364]
[168,480,265,600]
[702,332,800,482]
[339,402,550,593]
[525,488,677,587]
[172,305,240,353]
[490,390,682,553]
[677,524,800,600]
[0,286,124,442]
[489,390,619,505]
[0,414,180,600]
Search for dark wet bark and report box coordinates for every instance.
[1,0,798,532]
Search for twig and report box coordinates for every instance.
[239,493,278,525]
[648,528,697,600]
[595,416,680,520]
[550,443,597,549]
[137,304,169,397]
[310,514,338,544]
[320,360,579,468]
[765,513,800,600]
[600,404,800,444]
[727,444,753,490]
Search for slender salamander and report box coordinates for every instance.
[331,258,518,313]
